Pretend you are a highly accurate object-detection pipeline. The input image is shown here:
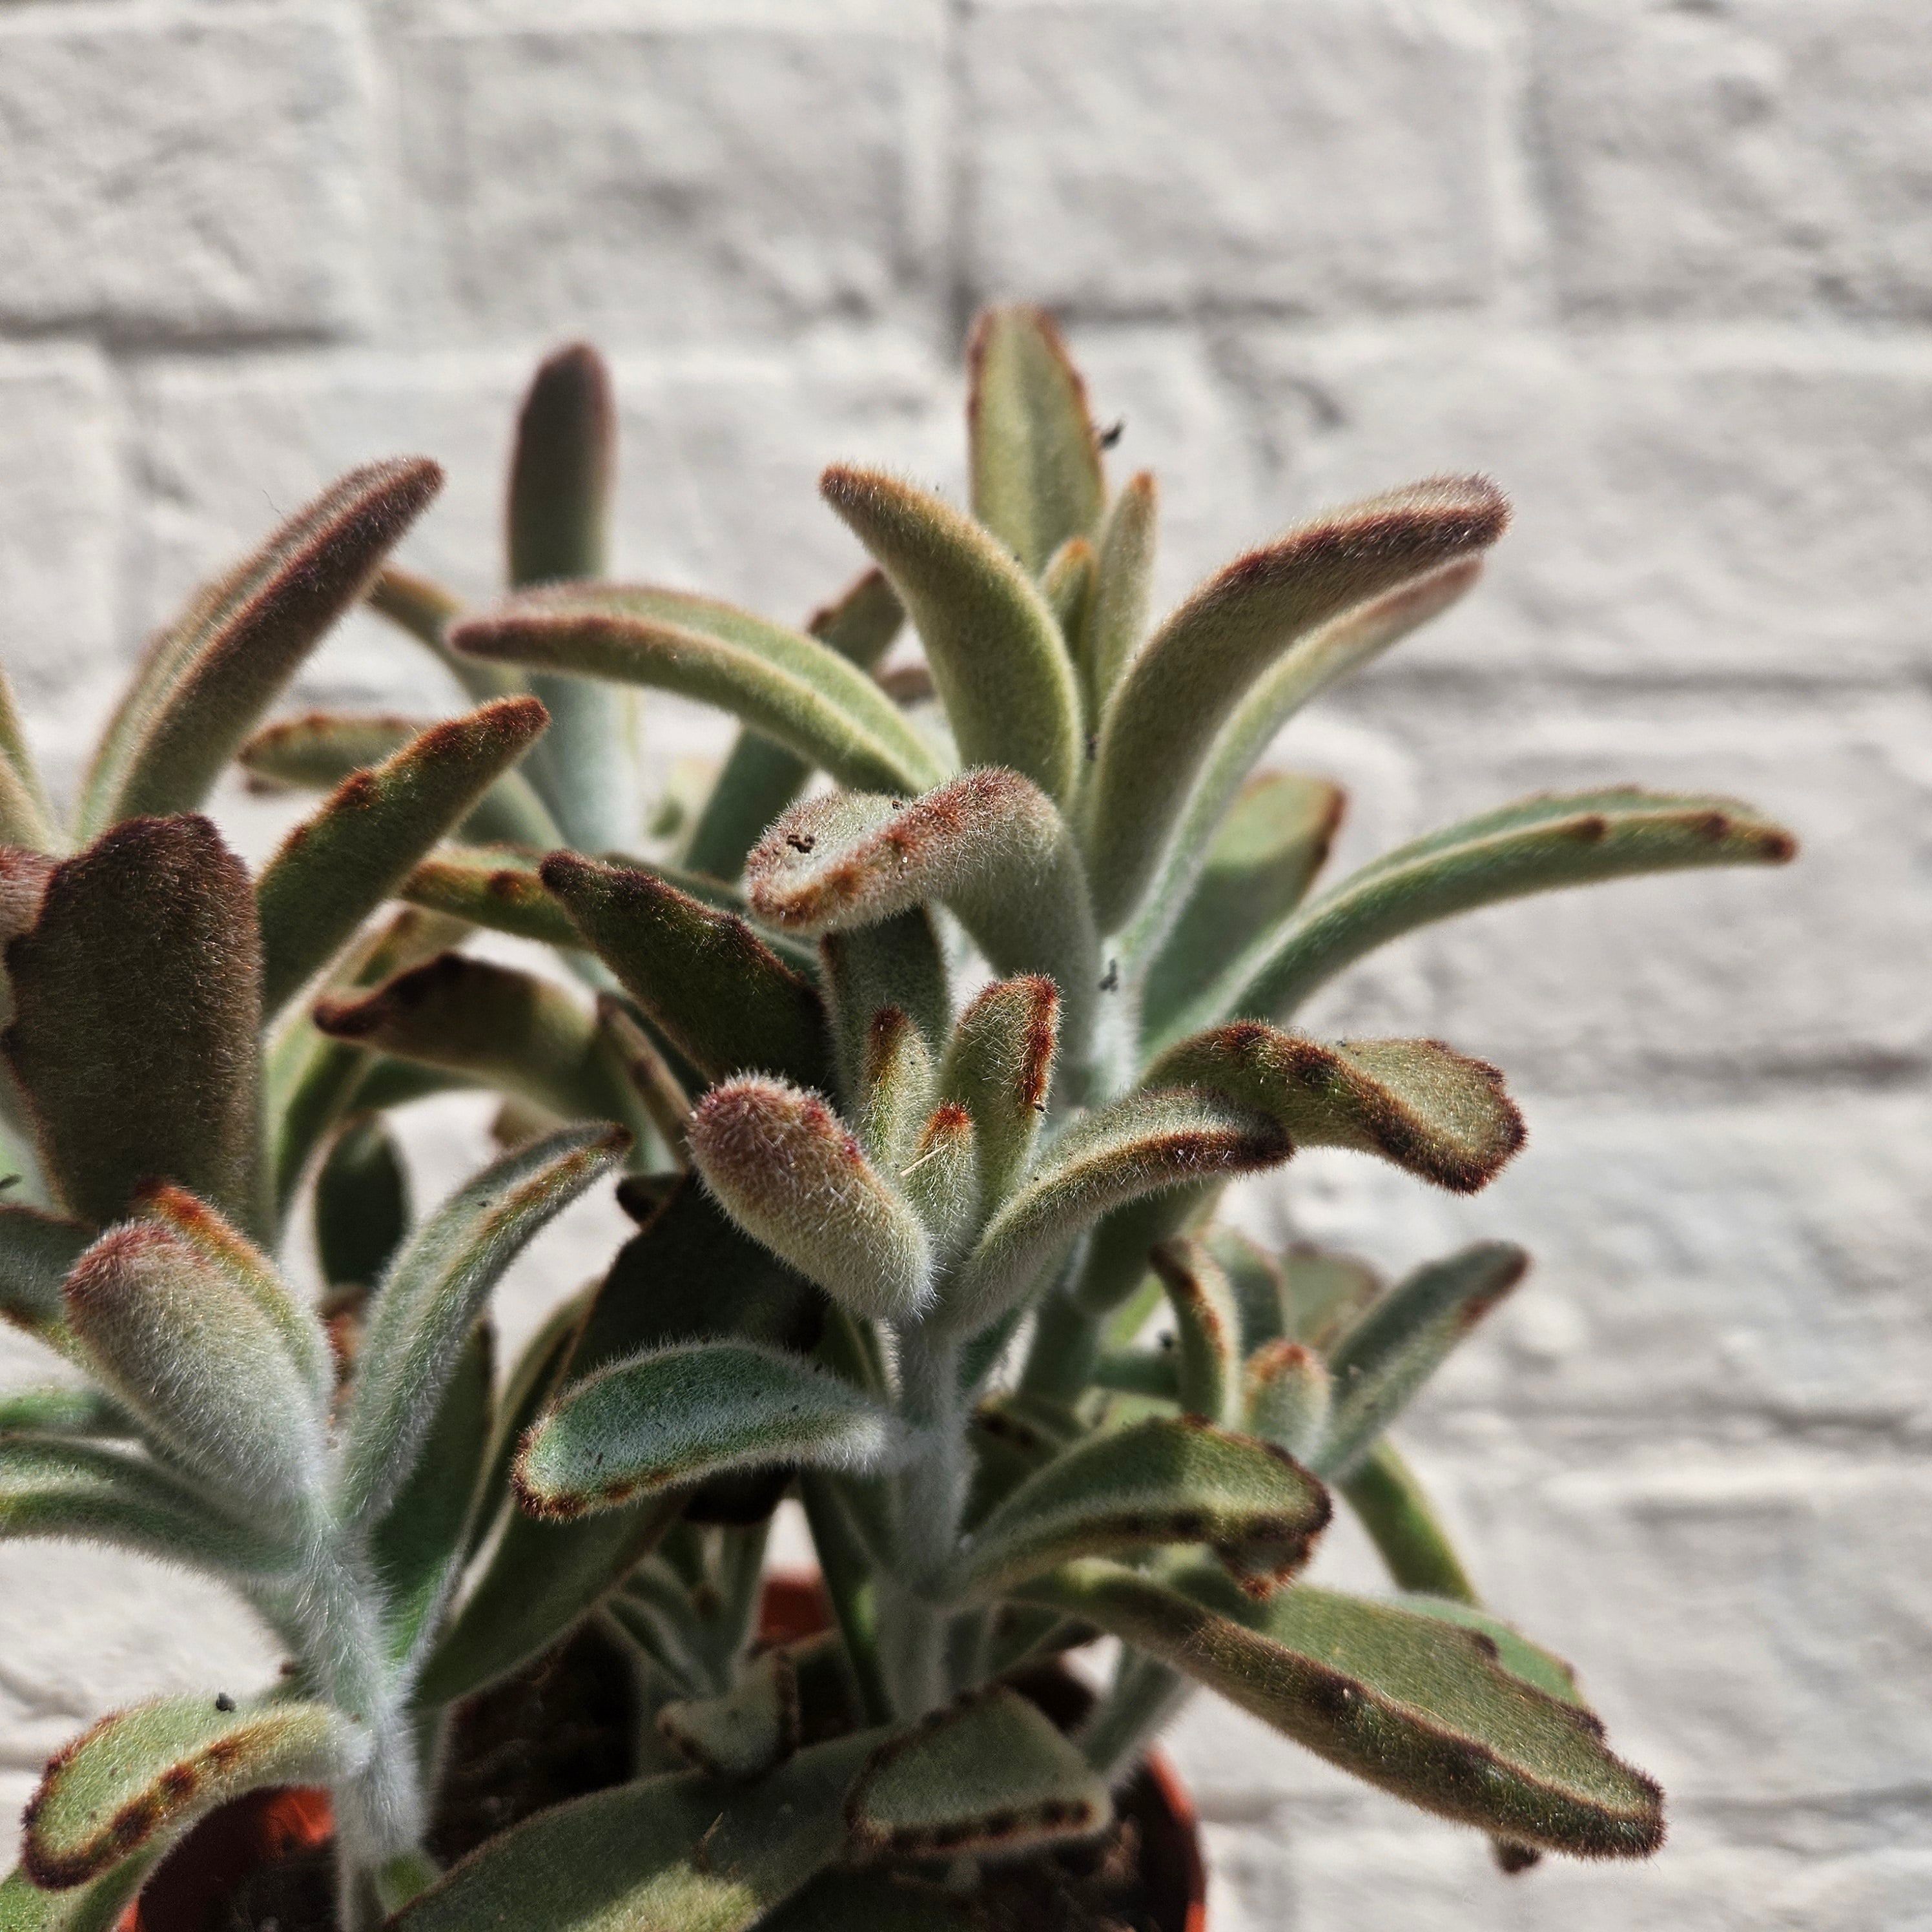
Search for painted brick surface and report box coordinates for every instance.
[1,2,1927,1925]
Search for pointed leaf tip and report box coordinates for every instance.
[687,1077,932,1322]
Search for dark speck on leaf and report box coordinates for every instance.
[786,834,816,854]
[214,1692,236,1713]
[1098,960,1119,993]
[1098,418,1125,450]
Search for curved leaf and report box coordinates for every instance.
[1084,477,1509,930]
[1191,788,1799,1034]
[944,1089,1290,1337]
[516,1341,899,1521]
[451,585,941,798]
[1085,470,1158,706]
[368,564,521,704]
[686,1078,932,1322]
[1244,1340,1333,1464]
[936,976,1060,1214]
[1316,1243,1529,1479]
[21,1697,364,1890]
[0,1204,88,1354]
[821,466,1082,806]
[4,817,262,1235]
[542,853,834,1092]
[1145,1027,1525,1195]
[336,1123,629,1528]
[79,458,441,835]
[0,1856,154,1931]
[967,305,1105,577]
[1342,1440,1477,1603]
[256,697,550,1012]
[954,1415,1329,1602]
[745,772,1098,1063]
[397,847,581,949]
[1018,1560,1665,1860]
[845,1686,1109,1860]
[658,1648,801,1779]
[1147,1237,1242,1427]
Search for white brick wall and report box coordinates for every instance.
[1,3,1926,1924]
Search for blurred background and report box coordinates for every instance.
[2,1,1929,1924]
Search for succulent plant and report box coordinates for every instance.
[0,310,1794,1928]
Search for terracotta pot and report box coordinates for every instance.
[114,1574,1207,1932]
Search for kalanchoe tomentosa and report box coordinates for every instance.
[0,309,1793,1927]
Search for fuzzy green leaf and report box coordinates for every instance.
[1198,1223,1286,1353]
[0,1205,88,1353]
[517,1341,899,1521]
[1085,470,1158,706]
[369,565,522,704]
[1146,1028,1525,1195]
[4,817,263,1234]
[937,976,1060,1213]
[820,908,951,1096]
[745,771,1098,1064]
[314,1114,410,1291]
[79,459,441,836]
[967,305,1105,577]
[0,1437,290,1577]
[238,711,561,849]
[954,1415,1329,1602]
[389,1731,876,1932]
[595,997,692,1163]
[1390,1594,1584,1706]
[1042,537,1096,661]
[256,697,549,1012]
[1245,1341,1333,1463]
[63,1195,327,1518]
[899,1102,979,1259]
[1018,1561,1665,1860]
[821,466,1082,806]
[850,1007,937,1172]
[374,1319,493,1668]
[1141,772,1342,1038]
[337,1123,628,1528]
[1123,562,1480,971]
[451,584,941,799]
[0,1855,154,1931]
[397,847,581,950]
[19,1696,365,1891]
[1341,1441,1477,1604]
[542,853,834,1092]
[1189,788,1799,1033]
[845,1686,1110,1860]
[687,1078,932,1322]
[1316,1243,1529,1479]
[1282,1242,1384,1351]
[314,952,644,1136]
[507,342,641,856]
[684,568,905,882]
[0,1388,132,1438]
[1084,478,1510,930]
[945,1089,1289,1337]
[1148,1237,1243,1427]
[657,1647,801,1780]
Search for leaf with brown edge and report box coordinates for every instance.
[686,1077,932,1323]
[1016,1559,1665,1861]
[541,852,834,1093]
[4,816,263,1235]
[967,305,1106,578]
[684,566,906,883]
[255,697,550,1012]
[821,466,1084,807]
[845,1686,1110,1862]
[936,976,1059,1213]
[1145,1027,1525,1195]
[1084,476,1510,931]
[20,1697,365,1891]
[819,907,951,1098]
[336,1122,629,1529]
[397,847,581,950]
[0,1204,89,1354]
[79,458,442,836]
[0,1849,156,1930]
[313,952,645,1138]
[1182,786,1799,1036]
[951,1415,1329,1603]
[745,770,1098,1064]
[942,1089,1290,1339]
[899,1102,978,1258]
[1314,1243,1530,1480]
[239,711,560,849]
[450,583,942,799]
[657,1648,801,1780]
[1245,1340,1333,1463]
[1148,1236,1243,1428]
[514,1341,900,1521]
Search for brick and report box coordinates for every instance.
[1535,1,1932,320]
[1284,694,1932,1084]
[1237,1088,1932,1428]
[963,0,1501,316]
[0,5,371,340]
[393,11,945,345]
[1225,328,1932,681]
[127,334,952,724]
[0,347,120,792]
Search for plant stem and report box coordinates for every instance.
[1019,1289,1101,1401]
[1078,1654,1191,1786]
[799,1473,896,1725]
[892,1326,965,1714]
